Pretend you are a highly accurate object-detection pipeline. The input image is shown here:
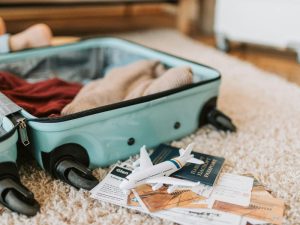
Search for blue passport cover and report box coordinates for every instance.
[150,144,225,186]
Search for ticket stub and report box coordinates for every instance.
[210,173,254,207]
[91,165,132,206]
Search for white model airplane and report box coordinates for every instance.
[119,143,204,194]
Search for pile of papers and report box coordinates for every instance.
[91,144,285,225]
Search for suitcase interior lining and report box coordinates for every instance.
[0,46,206,83]
[0,38,220,120]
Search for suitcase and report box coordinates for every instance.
[0,113,39,216]
[0,37,236,215]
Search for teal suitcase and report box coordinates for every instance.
[0,37,235,215]
[0,113,39,216]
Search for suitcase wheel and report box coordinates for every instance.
[199,97,236,132]
[42,143,98,190]
[0,178,39,216]
[206,108,236,132]
[55,159,98,190]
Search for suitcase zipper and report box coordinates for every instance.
[9,113,30,146]
[17,117,30,146]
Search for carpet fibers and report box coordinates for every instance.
[0,29,299,225]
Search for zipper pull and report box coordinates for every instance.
[8,113,30,147]
[17,117,30,146]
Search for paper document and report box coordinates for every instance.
[170,208,242,225]
[133,184,202,212]
[91,165,132,206]
[191,183,214,198]
[210,173,253,207]
[91,164,241,225]
[183,173,254,209]
[90,162,282,225]
[213,175,284,225]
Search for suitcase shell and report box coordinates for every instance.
[0,37,231,188]
[0,116,40,216]
[0,116,17,164]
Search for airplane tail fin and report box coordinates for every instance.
[139,145,153,169]
[132,145,153,170]
[179,143,204,165]
[179,143,195,157]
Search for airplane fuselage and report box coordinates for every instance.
[120,157,186,190]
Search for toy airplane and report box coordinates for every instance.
[119,143,204,194]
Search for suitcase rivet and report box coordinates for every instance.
[174,122,181,129]
[127,138,135,146]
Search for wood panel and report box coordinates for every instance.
[0,3,177,35]
[177,0,200,35]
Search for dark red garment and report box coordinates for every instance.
[0,71,82,117]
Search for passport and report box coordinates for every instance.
[150,144,225,186]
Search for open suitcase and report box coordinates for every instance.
[0,37,236,216]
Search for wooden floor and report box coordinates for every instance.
[196,35,300,86]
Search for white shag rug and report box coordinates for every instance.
[1,29,299,225]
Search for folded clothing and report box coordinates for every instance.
[0,71,82,117]
[0,60,193,117]
[62,60,193,115]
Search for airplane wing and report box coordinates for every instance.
[139,145,153,169]
[146,176,199,187]
[187,157,204,165]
